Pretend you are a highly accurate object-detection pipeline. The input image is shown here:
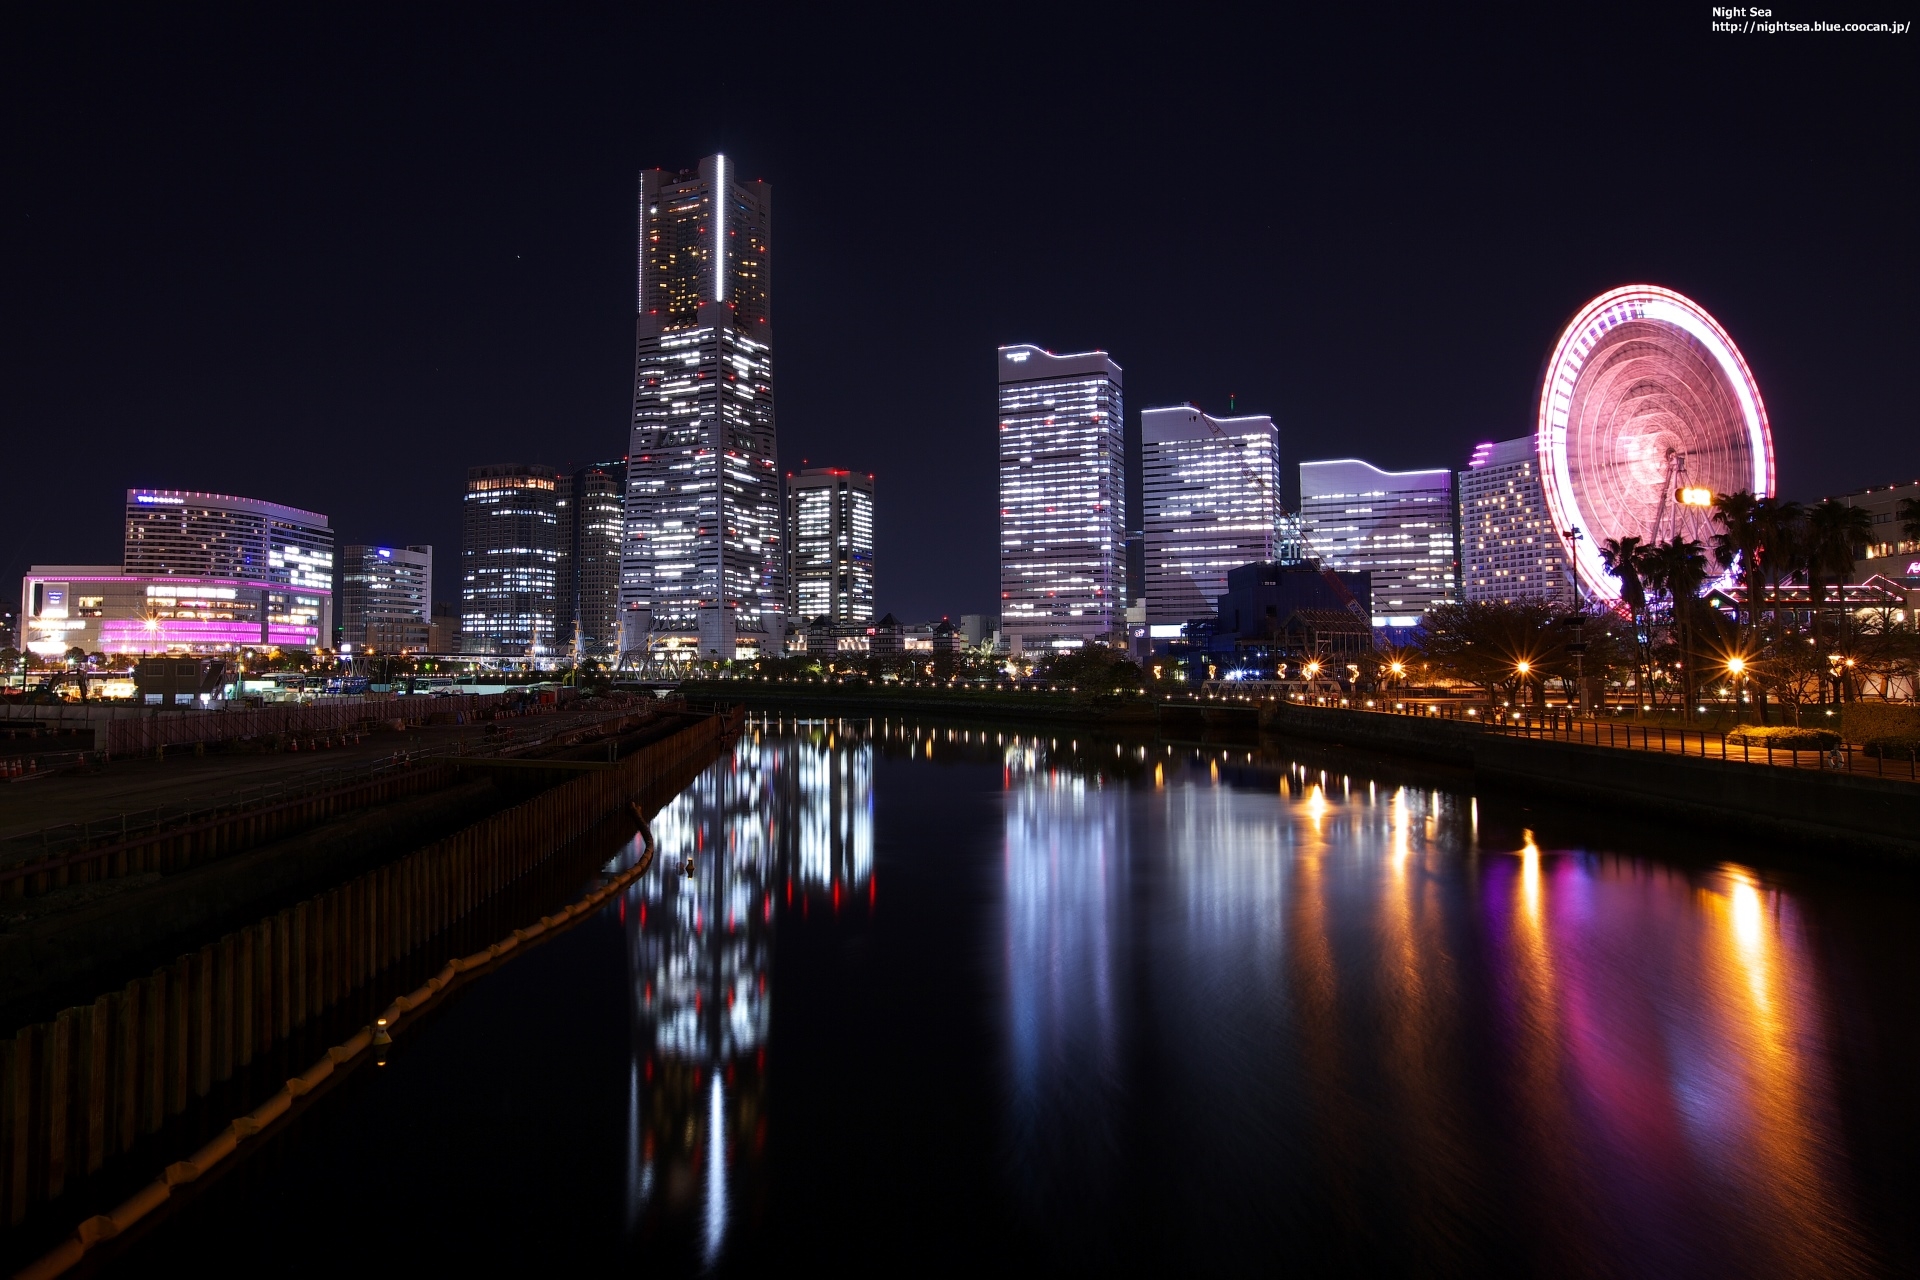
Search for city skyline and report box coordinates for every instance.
[2,10,1910,627]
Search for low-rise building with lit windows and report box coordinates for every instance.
[19,566,328,657]
[1830,478,1920,591]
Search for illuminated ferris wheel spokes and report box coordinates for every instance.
[1536,286,1773,604]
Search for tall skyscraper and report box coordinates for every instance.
[1140,406,1281,626]
[123,488,334,647]
[1458,436,1573,607]
[1298,459,1457,626]
[620,155,782,661]
[557,462,626,658]
[786,467,875,626]
[997,345,1125,655]
[339,544,432,652]
[461,464,559,658]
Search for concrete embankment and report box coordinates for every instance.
[0,706,739,1240]
[676,682,1164,729]
[1257,702,1919,858]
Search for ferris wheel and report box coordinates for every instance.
[1536,285,1775,603]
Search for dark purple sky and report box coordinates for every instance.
[4,6,1913,623]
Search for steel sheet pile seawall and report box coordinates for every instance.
[12,813,662,1280]
[0,707,739,1238]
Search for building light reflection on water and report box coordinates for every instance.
[596,717,1879,1274]
[615,719,875,1262]
[974,734,1867,1272]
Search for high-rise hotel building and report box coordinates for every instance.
[461,464,559,658]
[997,345,1125,654]
[1457,436,1573,607]
[786,468,875,626]
[620,155,782,660]
[123,488,334,646]
[1140,406,1280,626]
[1298,459,1457,626]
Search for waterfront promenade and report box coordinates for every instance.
[679,680,1919,857]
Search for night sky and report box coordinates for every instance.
[4,6,1913,624]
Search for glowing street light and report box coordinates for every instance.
[1514,659,1531,677]
[1725,655,1747,676]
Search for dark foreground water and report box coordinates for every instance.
[130,719,1915,1277]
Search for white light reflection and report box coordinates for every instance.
[1002,748,1128,1203]
[703,1075,727,1267]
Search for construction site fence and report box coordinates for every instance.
[0,705,740,1228]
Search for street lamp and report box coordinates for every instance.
[1724,655,1750,720]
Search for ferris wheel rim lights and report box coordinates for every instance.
[1536,284,1775,603]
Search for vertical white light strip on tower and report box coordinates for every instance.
[636,176,646,311]
[713,154,727,303]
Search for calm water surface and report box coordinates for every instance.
[134,718,1916,1276]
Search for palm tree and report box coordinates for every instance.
[1642,537,1709,719]
[1712,491,1772,723]
[1804,500,1873,660]
[1598,535,1650,706]
[1757,497,1807,603]
[1598,535,1649,616]
[1897,496,1920,548]
[1711,491,1764,629]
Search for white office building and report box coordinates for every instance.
[1458,436,1573,607]
[340,544,433,652]
[786,468,875,626]
[997,345,1126,655]
[1141,406,1280,626]
[1298,459,1457,625]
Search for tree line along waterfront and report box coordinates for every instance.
[669,491,1920,761]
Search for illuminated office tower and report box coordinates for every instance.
[1140,406,1280,626]
[1297,458,1457,625]
[461,464,559,658]
[123,488,334,648]
[339,544,432,652]
[1458,436,1573,606]
[785,468,875,626]
[557,462,626,658]
[997,344,1125,655]
[620,155,782,661]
